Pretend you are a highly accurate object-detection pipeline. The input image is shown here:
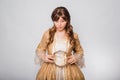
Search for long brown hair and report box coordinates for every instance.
[48,6,75,47]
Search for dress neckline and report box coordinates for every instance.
[52,36,70,54]
[54,33,68,41]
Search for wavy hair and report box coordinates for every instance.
[48,6,75,47]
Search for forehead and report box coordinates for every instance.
[57,17,66,21]
[59,17,64,20]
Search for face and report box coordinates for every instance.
[54,17,67,31]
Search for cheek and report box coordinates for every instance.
[62,23,67,27]
[54,23,58,27]
[53,22,67,28]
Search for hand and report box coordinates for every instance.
[67,55,77,64]
[43,55,54,63]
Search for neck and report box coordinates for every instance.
[56,29,66,33]
[55,29,68,39]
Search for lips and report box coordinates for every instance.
[58,26,63,29]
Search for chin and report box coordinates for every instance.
[58,29,64,32]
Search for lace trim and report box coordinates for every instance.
[34,50,46,65]
[74,53,85,68]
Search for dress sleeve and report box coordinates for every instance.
[34,30,49,65]
[73,33,85,68]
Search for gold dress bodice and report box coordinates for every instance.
[36,30,85,80]
[52,38,69,80]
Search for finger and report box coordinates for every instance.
[67,55,72,59]
[45,58,54,63]
[70,60,76,64]
[46,56,53,61]
[51,55,55,58]
[47,59,54,63]
[48,55,54,59]
[70,58,77,64]
[47,56,54,61]
[67,59,73,63]
[68,57,76,64]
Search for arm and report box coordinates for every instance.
[73,33,85,68]
[67,33,85,68]
[35,30,54,65]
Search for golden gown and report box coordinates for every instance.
[35,30,85,80]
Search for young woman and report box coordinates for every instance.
[35,6,85,80]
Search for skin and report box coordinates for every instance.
[54,17,67,32]
[44,17,77,64]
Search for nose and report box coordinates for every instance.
[58,21,61,26]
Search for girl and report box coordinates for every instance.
[35,6,85,80]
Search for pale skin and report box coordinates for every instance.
[43,17,78,64]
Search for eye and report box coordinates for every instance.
[61,20,65,22]
[54,21,58,23]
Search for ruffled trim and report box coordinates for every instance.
[34,50,46,65]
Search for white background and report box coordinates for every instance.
[0,0,120,80]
